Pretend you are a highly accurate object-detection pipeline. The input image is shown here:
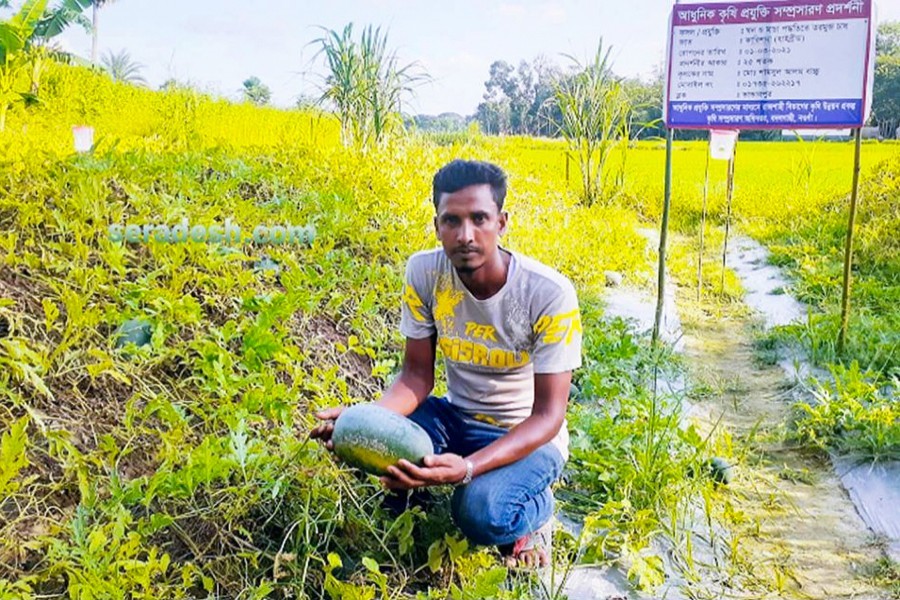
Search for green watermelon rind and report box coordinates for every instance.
[114,319,153,349]
[331,404,433,476]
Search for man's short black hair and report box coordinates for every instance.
[432,159,507,212]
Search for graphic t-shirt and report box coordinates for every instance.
[399,247,582,460]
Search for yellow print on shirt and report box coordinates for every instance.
[402,284,426,322]
[434,283,464,330]
[465,321,498,342]
[533,309,582,345]
[438,336,530,369]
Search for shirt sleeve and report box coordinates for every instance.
[531,280,583,374]
[399,255,436,339]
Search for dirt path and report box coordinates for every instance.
[682,309,889,599]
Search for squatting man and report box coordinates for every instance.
[311,159,582,568]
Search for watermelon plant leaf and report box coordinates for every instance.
[0,417,29,498]
[427,539,445,573]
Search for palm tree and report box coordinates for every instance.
[91,0,115,65]
[101,48,145,84]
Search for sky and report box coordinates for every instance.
[50,0,900,116]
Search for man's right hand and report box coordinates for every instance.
[309,406,345,451]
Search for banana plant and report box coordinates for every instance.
[0,0,49,130]
[0,0,90,130]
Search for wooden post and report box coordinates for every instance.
[653,128,674,345]
[837,127,863,355]
[697,137,711,302]
[720,142,737,294]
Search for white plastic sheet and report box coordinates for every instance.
[709,129,738,161]
[72,126,94,153]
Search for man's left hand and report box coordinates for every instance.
[381,454,467,490]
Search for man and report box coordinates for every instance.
[311,159,582,568]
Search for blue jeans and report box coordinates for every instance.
[406,396,565,546]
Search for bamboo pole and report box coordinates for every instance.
[837,127,863,355]
[720,141,737,294]
[698,136,711,302]
[653,128,674,345]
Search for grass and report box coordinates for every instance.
[0,62,663,598]
[864,557,900,599]
[0,60,897,597]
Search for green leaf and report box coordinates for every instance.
[444,533,468,561]
[9,0,49,37]
[471,567,507,598]
[33,0,91,41]
[392,509,417,556]
[87,528,107,555]
[0,417,29,497]
[427,539,444,573]
[229,420,251,471]
[627,553,665,590]
[361,556,379,574]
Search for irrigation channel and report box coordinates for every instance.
[555,232,899,600]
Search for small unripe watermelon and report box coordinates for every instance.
[708,457,734,485]
[114,318,152,349]
[331,404,433,476]
[253,257,281,275]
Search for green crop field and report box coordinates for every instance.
[1,55,899,599]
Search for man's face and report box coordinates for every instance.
[434,184,508,273]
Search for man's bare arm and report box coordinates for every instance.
[464,371,571,477]
[375,335,437,415]
[310,335,436,447]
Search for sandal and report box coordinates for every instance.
[499,518,554,569]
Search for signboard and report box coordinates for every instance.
[664,0,873,129]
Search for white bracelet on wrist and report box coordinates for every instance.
[458,459,474,486]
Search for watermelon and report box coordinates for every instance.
[216,245,244,257]
[252,257,281,275]
[331,404,434,476]
[708,457,734,485]
[114,318,152,350]
[686,457,734,485]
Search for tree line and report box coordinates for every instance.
[412,21,900,140]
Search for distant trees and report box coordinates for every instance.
[872,21,900,138]
[473,53,662,142]
[294,93,317,110]
[101,49,145,84]
[409,112,468,133]
[241,76,271,106]
[475,56,561,136]
[469,41,664,205]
